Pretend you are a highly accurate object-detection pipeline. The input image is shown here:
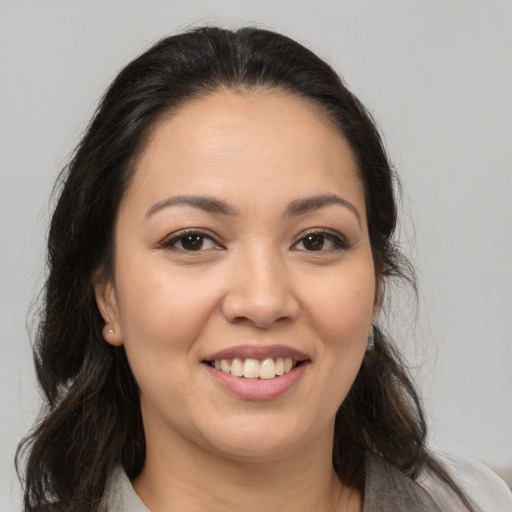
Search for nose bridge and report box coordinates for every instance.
[221,242,298,327]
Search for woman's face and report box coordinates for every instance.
[96,90,378,460]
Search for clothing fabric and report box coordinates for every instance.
[101,451,512,511]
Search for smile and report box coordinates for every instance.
[208,357,299,380]
[203,345,310,399]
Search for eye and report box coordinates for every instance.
[160,230,220,252]
[292,230,348,252]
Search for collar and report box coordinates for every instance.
[363,451,442,512]
[103,452,443,512]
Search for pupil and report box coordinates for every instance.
[305,234,324,251]
[182,235,203,250]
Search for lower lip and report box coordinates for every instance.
[204,362,309,400]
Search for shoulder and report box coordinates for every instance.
[364,449,511,512]
[101,465,150,512]
[418,449,512,512]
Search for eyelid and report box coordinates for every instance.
[155,227,349,252]
[292,228,350,251]
[157,228,223,251]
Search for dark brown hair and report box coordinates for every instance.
[17,26,475,511]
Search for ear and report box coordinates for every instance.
[93,270,123,347]
[371,303,381,326]
[371,273,383,324]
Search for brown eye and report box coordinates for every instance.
[293,230,348,252]
[180,234,205,251]
[302,234,325,251]
[160,231,219,252]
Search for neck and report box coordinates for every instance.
[133,422,361,512]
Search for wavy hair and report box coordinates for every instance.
[17,26,475,511]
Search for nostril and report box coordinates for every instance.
[221,291,300,329]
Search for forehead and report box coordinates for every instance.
[124,90,365,216]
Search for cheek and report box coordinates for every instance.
[306,264,374,381]
[291,265,375,426]
[113,258,221,359]
[306,265,376,341]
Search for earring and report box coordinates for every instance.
[103,324,122,347]
[367,325,375,351]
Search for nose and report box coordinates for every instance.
[221,247,300,329]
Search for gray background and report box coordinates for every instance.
[1,0,511,509]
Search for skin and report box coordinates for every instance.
[96,90,379,511]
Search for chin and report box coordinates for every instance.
[209,433,301,461]
[193,413,327,462]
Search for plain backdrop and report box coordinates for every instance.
[1,0,511,509]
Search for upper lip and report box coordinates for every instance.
[203,344,310,362]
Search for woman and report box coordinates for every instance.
[17,27,511,511]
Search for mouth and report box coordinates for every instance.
[202,345,310,400]
[205,357,305,380]
[202,344,310,381]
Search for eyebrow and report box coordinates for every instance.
[145,193,361,225]
[285,194,361,225]
[145,195,238,219]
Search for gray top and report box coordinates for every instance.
[101,451,512,511]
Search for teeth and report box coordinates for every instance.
[259,358,276,380]
[243,358,260,378]
[275,357,284,375]
[211,356,298,379]
[230,358,243,377]
[221,359,231,374]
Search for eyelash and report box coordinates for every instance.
[158,229,222,252]
[291,229,350,252]
[158,228,349,253]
